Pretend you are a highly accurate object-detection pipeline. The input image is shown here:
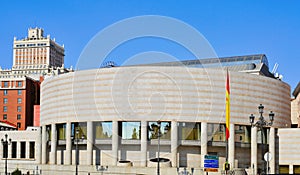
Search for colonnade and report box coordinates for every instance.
[40,121,276,172]
[0,141,37,160]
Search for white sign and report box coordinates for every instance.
[264,152,272,162]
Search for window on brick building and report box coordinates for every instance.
[17,98,22,104]
[4,90,8,96]
[17,106,21,112]
[3,106,7,112]
[18,90,22,95]
[3,114,7,120]
[17,122,21,129]
[3,98,8,104]
[17,81,22,87]
[17,114,21,120]
[4,81,8,87]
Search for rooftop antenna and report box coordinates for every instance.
[271,63,278,74]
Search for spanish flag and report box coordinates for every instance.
[226,69,230,140]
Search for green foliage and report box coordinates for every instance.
[12,168,22,175]
[132,128,137,139]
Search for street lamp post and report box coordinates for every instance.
[73,128,85,175]
[149,121,170,175]
[157,121,161,175]
[1,134,12,175]
[249,104,275,174]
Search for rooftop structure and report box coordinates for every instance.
[9,27,72,80]
[127,54,275,78]
[0,28,72,130]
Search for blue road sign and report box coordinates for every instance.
[204,159,218,164]
[204,155,218,160]
[204,164,219,168]
[204,154,219,169]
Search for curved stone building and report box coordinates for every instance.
[40,55,290,174]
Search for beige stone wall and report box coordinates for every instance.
[291,96,300,127]
[41,67,291,128]
[278,128,300,165]
[0,127,41,165]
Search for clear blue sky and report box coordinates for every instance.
[0,0,299,92]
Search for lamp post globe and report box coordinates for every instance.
[249,104,275,174]
[1,134,11,175]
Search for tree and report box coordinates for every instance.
[12,168,22,175]
[132,128,138,139]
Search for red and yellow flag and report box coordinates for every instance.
[225,70,230,140]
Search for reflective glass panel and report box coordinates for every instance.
[94,121,112,139]
[121,122,141,140]
[148,121,171,140]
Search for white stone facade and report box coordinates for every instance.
[38,67,290,174]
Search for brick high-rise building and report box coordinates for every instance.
[0,76,40,130]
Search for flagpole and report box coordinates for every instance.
[226,137,228,175]
[225,69,230,175]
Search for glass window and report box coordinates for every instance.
[47,125,51,141]
[18,90,22,95]
[17,122,21,129]
[29,142,35,159]
[3,98,8,104]
[2,141,8,158]
[120,122,141,140]
[208,123,225,142]
[94,121,112,139]
[234,125,251,143]
[3,114,7,120]
[148,121,171,140]
[20,142,25,158]
[179,122,201,140]
[17,81,22,87]
[4,90,8,96]
[294,165,300,174]
[279,165,289,174]
[257,127,269,144]
[57,123,66,140]
[4,81,8,87]
[11,142,17,158]
[17,114,21,120]
[17,98,22,104]
[3,106,7,112]
[72,122,87,139]
[17,106,21,112]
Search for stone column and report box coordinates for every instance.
[251,127,258,175]
[7,141,12,159]
[141,121,148,167]
[0,140,3,158]
[171,121,178,167]
[26,141,30,159]
[289,164,293,174]
[50,123,57,164]
[65,122,72,165]
[42,125,47,164]
[201,122,208,167]
[112,121,118,165]
[87,121,94,165]
[228,123,235,168]
[36,128,42,164]
[17,141,21,158]
[269,127,275,174]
